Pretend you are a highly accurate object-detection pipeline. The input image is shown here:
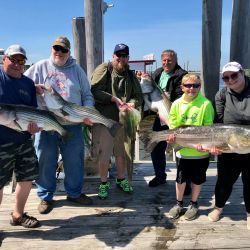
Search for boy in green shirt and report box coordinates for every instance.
[167,73,214,220]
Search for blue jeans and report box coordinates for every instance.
[34,125,84,201]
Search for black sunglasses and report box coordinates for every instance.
[53,45,69,53]
[8,56,26,66]
[115,53,128,58]
[222,72,239,82]
[182,83,201,89]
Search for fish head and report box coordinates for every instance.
[227,129,250,153]
[43,87,64,110]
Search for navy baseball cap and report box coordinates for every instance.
[114,43,129,55]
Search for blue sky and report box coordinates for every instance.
[1,0,233,71]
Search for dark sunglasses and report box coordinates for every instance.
[53,45,69,53]
[222,72,239,82]
[8,56,26,66]
[115,53,128,58]
[182,83,201,89]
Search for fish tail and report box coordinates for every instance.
[107,121,122,137]
[139,130,167,152]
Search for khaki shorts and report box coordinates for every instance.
[91,124,125,161]
[0,140,39,189]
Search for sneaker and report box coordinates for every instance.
[247,214,250,230]
[67,193,93,205]
[38,200,54,214]
[98,182,110,199]
[184,203,199,221]
[10,212,40,228]
[148,177,166,187]
[169,204,184,219]
[116,179,133,193]
[208,207,223,222]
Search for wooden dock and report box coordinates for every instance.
[0,162,249,250]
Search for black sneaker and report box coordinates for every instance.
[148,177,166,187]
[67,193,93,205]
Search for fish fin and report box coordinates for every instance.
[14,120,23,131]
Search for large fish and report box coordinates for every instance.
[140,124,250,154]
[140,75,171,126]
[119,108,141,181]
[40,86,121,137]
[0,103,68,138]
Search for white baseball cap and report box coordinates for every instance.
[4,44,27,59]
[222,61,242,74]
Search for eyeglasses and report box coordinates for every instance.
[182,83,201,89]
[115,53,128,58]
[222,72,239,82]
[8,56,26,66]
[53,45,69,53]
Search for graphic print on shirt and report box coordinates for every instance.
[45,72,71,98]
[180,112,198,124]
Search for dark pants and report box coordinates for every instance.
[215,153,250,213]
[150,117,168,181]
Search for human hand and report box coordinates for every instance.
[27,122,42,134]
[35,84,46,95]
[166,134,176,144]
[111,96,124,108]
[195,144,222,155]
[83,118,93,126]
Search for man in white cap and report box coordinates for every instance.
[207,61,250,230]
[25,36,94,214]
[0,45,40,228]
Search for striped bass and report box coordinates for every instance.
[140,124,250,154]
[0,103,68,138]
[41,86,121,137]
[140,75,172,126]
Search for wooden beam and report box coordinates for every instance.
[230,0,250,69]
[84,0,103,79]
[72,17,87,73]
[201,0,222,102]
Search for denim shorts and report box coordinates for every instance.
[175,157,209,185]
[0,139,39,189]
[92,124,125,161]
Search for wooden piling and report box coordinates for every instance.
[72,17,87,73]
[201,0,222,101]
[84,0,103,79]
[230,0,250,69]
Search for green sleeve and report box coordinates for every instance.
[203,101,215,125]
[91,63,113,104]
[128,73,143,109]
[168,101,178,129]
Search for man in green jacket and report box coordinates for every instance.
[91,43,142,199]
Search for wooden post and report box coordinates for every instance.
[84,0,103,79]
[230,0,250,69]
[201,0,222,101]
[72,17,87,73]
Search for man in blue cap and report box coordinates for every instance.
[91,43,143,199]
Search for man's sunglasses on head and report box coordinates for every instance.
[8,56,26,66]
[53,45,69,53]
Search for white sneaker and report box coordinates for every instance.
[208,207,223,222]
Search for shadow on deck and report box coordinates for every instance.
[0,162,249,250]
